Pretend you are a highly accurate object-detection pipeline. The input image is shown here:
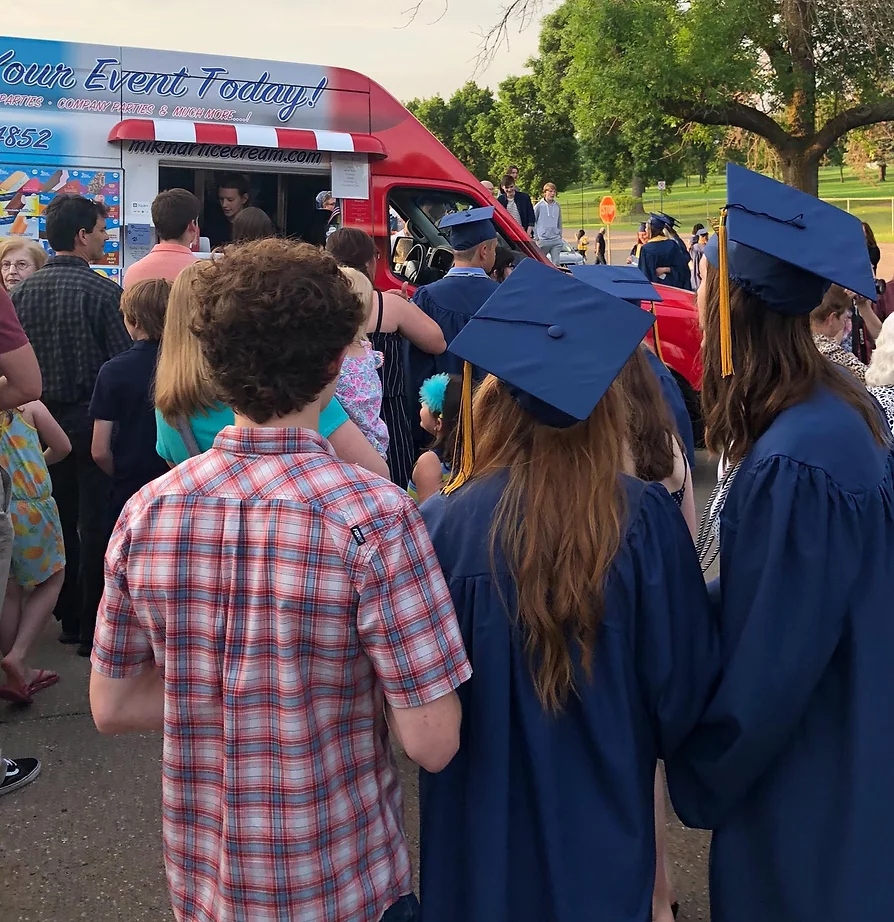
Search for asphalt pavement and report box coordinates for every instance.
[0,453,717,922]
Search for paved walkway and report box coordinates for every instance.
[2,455,717,921]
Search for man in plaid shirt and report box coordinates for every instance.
[89,240,471,922]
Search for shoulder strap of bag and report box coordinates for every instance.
[374,289,385,335]
[173,416,202,459]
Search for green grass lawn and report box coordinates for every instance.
[561,166,894,241]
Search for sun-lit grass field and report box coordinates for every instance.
[560,166,894,241]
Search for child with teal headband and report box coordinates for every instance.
[407,373,462,503]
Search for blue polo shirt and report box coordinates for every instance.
[89,339,168,513]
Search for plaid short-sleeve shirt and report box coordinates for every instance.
[93,427,471,922]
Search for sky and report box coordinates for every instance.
[4,0,544,100]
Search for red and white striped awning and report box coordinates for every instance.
[108,119,386,157]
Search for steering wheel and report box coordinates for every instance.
[402,243,427,283]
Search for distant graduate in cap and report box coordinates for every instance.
[638,211,692,290]
[407,206,500,450]
[665,163,894,922]
[571,264,697,466]
[418,258,720,922]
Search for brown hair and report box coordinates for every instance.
[120,278,171,341]
[618,345,676,482]
[154,261,220,422]
[190,239,363,424]
[701,263,888,464]
[152,188,200,241]
[231,206,275,243]
[810,284,851,326]
[470,375,628,712]
[326,227,377,279]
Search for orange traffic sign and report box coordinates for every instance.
[599,195,616,225]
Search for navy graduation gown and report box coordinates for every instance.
[419,474,719,922]
[644,347,696,467]
[666,387,894,922]
[407,273,500,386]
[407,272,500,449]
[639,238,691,291]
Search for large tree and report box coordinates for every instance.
[468,0,894,194]
[406,82,497,179]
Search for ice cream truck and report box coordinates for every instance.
[0,35,703,407]
[0,35,549,286]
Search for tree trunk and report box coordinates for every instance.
[880,162,887,182]
[630,174,645,213]
[778,148,821,195]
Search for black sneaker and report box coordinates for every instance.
[76,643,93,658]
[58,631,80,645]
[0,757,41,797]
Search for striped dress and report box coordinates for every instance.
[370,290,415,489]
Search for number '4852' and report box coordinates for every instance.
[0,126,52,150]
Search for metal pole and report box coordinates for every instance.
[890,198,893,236]
[607,224,612,265]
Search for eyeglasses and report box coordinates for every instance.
[1,260,33,272]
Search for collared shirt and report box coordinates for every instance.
[124,242,197,288]
[445,266,489,278]
[93,426,471,922]
[11,256,130,406]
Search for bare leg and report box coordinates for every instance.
[0,579,22,658]
[653,766,676,922]
[2,571,63,689]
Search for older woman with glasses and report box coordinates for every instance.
[0,239,46,291]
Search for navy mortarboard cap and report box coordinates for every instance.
[439,206,497,250]
[649,212,679,230]
[444,260,654,493]
[704,163,876,315]
[570,265,663,307]
[696,226,710,237]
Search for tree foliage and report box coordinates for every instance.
[460,0,894,194]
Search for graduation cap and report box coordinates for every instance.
[649,212,680,230]
[705,163,876,375]
[438,206,498,250]
[570,264,668,362]
[444,259,654,494]
[569,265,663,307]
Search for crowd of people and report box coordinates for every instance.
[0,161,893,922]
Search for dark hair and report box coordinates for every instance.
[618,345,676,482]
[231,207,275,243]
[692,223,705,235]
[190,239,362,424]
[701,263,888,464]
[810,285,851,325]
[152,189,200,242]
[501,173,516,188]
[577,229,585,238]
[490,247,516,282]
[432,373,463,467]
[648,219,664,237]
[862,221,878,250]
[217,173,250,196]
[120,278,171,341]
[326,227,376,278]
[45,195,107,252]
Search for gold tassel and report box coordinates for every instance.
[718,207,734,377]
[443,361,474,496]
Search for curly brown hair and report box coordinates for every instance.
[190,239,363,423]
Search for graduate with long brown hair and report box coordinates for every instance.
[418,260,719,922]
[668,164,894,922]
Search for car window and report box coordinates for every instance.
[388,187,513,273]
